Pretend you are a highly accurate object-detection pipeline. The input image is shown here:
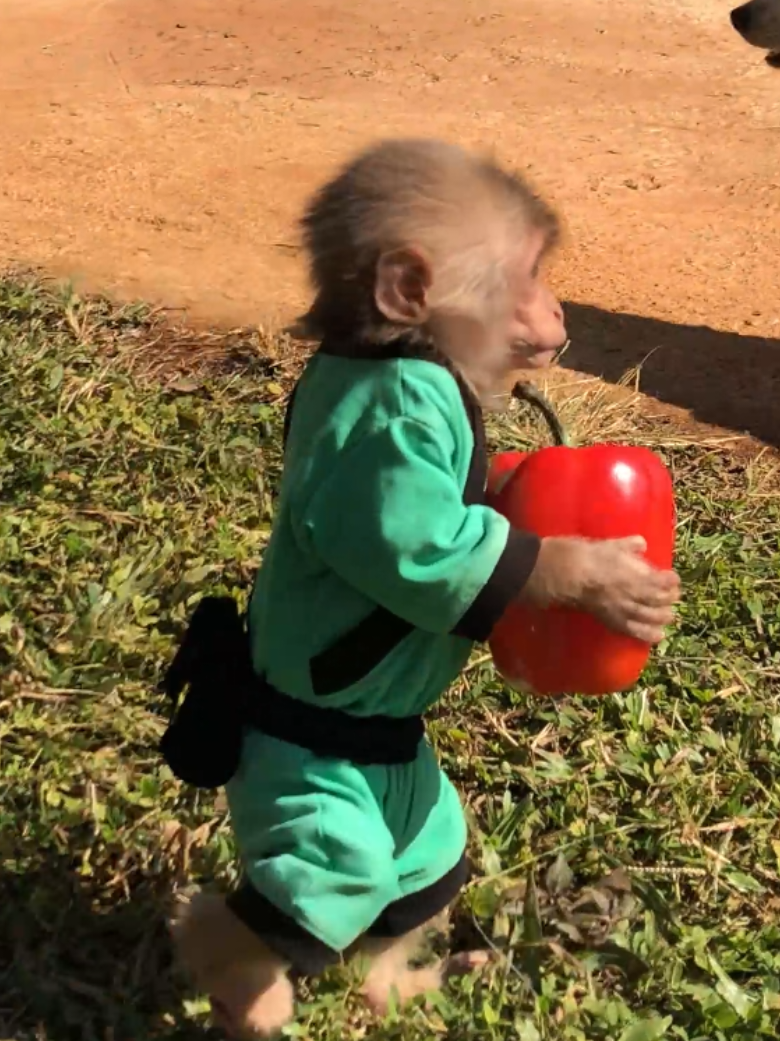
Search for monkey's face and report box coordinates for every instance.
[424,240,566,407]
[503,235,567,371]
[731,0,780,55]
[373,231,565,403]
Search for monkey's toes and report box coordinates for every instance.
[444,949,494,977]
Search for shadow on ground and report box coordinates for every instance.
[562,302,780,447]
[0,834,203,1041]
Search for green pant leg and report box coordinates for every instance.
[384,740,468,898]
[226,731,402,962]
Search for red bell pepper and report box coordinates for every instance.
[487,388,676,697]
[487,450,526,498]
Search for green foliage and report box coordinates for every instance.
[1,277,779,1040]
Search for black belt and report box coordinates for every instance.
[244,682,424,767]
[159,596,424,790]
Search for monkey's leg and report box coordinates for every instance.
[169,890,294,1040]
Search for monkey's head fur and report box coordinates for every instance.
[298,138,568,409]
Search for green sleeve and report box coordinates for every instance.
[296,415,540,642]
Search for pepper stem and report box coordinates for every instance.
[511,382,569,447]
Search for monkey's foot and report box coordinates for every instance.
[364,964,444,1014]
[444,949,494,977]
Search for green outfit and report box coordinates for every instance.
[220,339,540,974]
[246,349,519,714]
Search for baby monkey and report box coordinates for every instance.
[166,138,680,1038]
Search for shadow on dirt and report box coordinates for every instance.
[562,301,780,448]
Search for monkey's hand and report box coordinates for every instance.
[518,535,680,644]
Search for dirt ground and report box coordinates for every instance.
[4,0,780,446]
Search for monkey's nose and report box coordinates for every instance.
[731,4,753,34]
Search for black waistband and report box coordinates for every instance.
[245,680,424,766]
[159,596,424,789]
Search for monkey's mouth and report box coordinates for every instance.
[554,338,571,364]
[509,340,561,361]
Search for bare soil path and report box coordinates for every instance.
[3,0,780,445]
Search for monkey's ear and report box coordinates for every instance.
[375,247,432,325]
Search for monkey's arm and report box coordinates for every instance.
[297,417,539,641]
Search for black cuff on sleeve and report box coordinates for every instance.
[452,528,541,642]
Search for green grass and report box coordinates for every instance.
[1,275,780,1041]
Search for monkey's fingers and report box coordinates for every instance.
[610,535,648,556]
[656,569,682,594]
[633,584,681,609]
[621,602,675,643]
[595,600,673,642]
[629,603,676,627]
[626,620,668,644]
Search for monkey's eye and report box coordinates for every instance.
[530,260,541,280]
